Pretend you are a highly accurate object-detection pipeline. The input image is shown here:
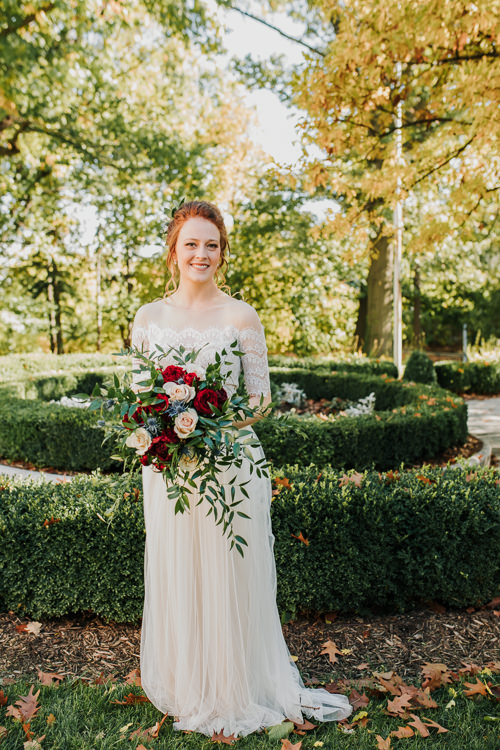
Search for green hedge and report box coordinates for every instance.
[435,360,500,395]
[268,353,398,376]
[1,464,498,622]
[0,371,467,473]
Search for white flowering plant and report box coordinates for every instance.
[73,339,274,557]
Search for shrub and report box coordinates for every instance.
[403,350,437,384]
[435,360,500,395]
[0,464,498,622]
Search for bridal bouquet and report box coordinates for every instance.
[75,338,272,557]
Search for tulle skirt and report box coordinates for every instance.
[139,427,352,738]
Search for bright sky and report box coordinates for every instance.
[217,3,307,166]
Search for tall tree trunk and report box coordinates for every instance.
[413,260,422,349]
[46,265,56,353]
[364,233,394,357]
[354,287,367,352]
[50,255,64,354]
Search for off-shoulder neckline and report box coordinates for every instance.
[132,322,264,337]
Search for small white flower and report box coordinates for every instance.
[163,381,196,402]
[125,427,152,455]
[174,407,199,438]
[178,445,199,472]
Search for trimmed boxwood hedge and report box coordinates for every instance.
[0,365,467,473]
[0,464,498,623]
[435,360,500,395]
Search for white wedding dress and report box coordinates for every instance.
[130,300,352,738]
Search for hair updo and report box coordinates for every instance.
[160,200,233,300]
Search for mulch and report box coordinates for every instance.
[1,602,499,687]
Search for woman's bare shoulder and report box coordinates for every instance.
[229,298,263,330]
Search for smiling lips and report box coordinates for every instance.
[191,263,209,269]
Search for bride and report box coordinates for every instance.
[130,200,352,738]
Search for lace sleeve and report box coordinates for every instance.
[130,319,150,395]
[239,322,271,402]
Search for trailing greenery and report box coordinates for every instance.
[0,464,497,624]
[435,360,500,395]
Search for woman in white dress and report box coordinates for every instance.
[130,200,352,738]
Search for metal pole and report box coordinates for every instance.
[393,61,403,378]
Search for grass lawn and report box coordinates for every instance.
[1,667,498,749]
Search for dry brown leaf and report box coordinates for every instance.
[9,686,41,724]
[36,671,64,686]
[407,713,430,738]
[390,725,414,738]
[464,679,488,697]
[210,729,239,744]
[0,689,8,706]
[292,718,316,731]
[348,688,370,711]
[421,662,452,691]
[281,740,302,750]
[124,668,142,686]
[421,716,449,733]
[375,734,391,749]
[320,640,342,664]
[110,692,150,705]
[290,531,309,545]
[387,694,413,715]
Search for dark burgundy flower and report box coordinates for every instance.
[184,371,199,387]
[193,387,228,416]
[161,365,188,383]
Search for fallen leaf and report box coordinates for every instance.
[210,729,239,744]
[390,725,414,738]
[267,721,294,741]
[348,689,370,711]
[124,668,142,686]
[290,532,309,545]
[464,679,488,697]
[407,713,430,737]
[281,740,302,749]
[387,694,413,715]
[10,686,41,723]
[356,662,370,670]
[375,734,391,749]
[421,716,448,733]
[421,662,452,690]
[320,640,342,664]
[111,692,150,705]
[36,671,64,686]
[339,471,364,487]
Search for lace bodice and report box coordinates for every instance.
[130,320,271,402]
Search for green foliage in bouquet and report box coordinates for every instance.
[74,339,281,557]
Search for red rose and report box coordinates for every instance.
[151,393,169,412]
[123,406,145,426]
[161,365,188,383]
[193,387,228,416]
[150,433,175,461]
[184,371,199,386]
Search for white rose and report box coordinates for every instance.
[163,381,196,402]
[174,408,199,438]
[125,427,152,455]
[178,446,200,472]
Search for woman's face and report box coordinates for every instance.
[173,217,221,283]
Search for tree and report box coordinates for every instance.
[222,0,499,356]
